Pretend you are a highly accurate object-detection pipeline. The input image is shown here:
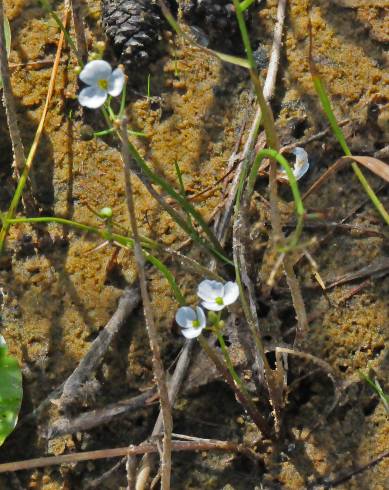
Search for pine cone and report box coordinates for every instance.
[101,0,252,67]
[182,0,240,39]
[101,0,173,66]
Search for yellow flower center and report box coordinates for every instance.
[215,297,224,305]
[98,78,108,90]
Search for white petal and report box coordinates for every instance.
[293,161,309,181]
[181,325,203,339]
[108,67,125,97]
[79,60,112,86]
[292,147,309,180]
[175,306,196,329]
[223,282,239,305]
[292,147,308,163]
[0,335,6,346]
[197,280,224,301]
[78,86,107,109]
[194,306,206,328]
[201,300,225,312]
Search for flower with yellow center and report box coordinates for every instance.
[78,60,125,109]
[197,280,239,312]
[175,306,206,339]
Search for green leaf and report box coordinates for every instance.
[4,16,11,57]
[0,16,12,89]
[0,335,22,446]
[239,0,256,13]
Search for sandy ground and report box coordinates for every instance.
[0,0,388,488]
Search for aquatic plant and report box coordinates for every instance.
[78,60,125,108]
[175,306,206,339]
[0,0,388,488]
[197,279,240,311]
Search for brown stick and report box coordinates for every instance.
[136,339,194,487]
[58,285,140,409]
[0,439,245,473]
[70,0,88,64]
[313,449,389,489]
[0,1,25,179]
[49,390,153,437]
[121,119,173,490]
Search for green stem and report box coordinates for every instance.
[126,140,229,263]
[5,215,187,303]
[312,75,389,225]
[216,332,249,397]
[231,0,279,150]
[4,216,139,249]
[239,0,256,11]
[39,0,82,66]
[246,148,305,247]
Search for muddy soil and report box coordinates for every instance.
[0,0,388,489]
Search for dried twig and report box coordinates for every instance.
[0,1,71,248]
[126,454,137,490]
[280,118,350,153]
[0,0,25,180]
[49,390,153,438]
[231,0,289,433]
[136,339,193,489]
[70,0,88,64]
[0,438,252,473]
[325,257,389,290]
[311,449,389,489]
[57,285,140,409]
[121,119,173,490]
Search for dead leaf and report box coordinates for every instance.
[342,155,389,183]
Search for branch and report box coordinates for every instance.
[120,119,173,490]
[0,0,25,179]
[57,285,140,409]
[0,438,254,474]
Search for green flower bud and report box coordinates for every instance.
[99,207,113,219]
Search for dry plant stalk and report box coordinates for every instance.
[0,1,71,248]
[0,438,250,474]
[70,0,88,63]
[136,339,194,489]
[0,0,25,179]
[57,285,140,409]
[120,119,173,490]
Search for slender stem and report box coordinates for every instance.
[231,0,279,150]
[39,0,82,65]
[120,119,172,490]
[0,439,249,474]
[0,0,25,179]
[5,216,134,247]
[0,4,70,251]
[216,332,250,397]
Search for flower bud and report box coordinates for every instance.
[99,207,113,219]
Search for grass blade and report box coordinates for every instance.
[309,20,389,225]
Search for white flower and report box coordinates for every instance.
[78,60,125,109]
[197,280,239,312]
[279,147,310,182]
[292,147,310,180]
[175,306,206,339]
